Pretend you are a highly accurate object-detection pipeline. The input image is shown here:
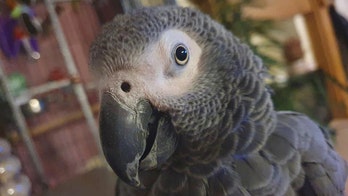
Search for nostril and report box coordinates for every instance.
[121,82,131,93]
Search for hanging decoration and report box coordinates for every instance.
[0,0,42,59]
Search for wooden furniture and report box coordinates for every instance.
[243,0,348,118]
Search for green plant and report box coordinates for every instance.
[190,0,284,69]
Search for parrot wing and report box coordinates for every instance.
[233,111,347,196]
[272,112,347,195]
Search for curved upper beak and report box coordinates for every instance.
[99,93,176,188]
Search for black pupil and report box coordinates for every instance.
[176,46,187,62]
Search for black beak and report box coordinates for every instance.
[99,93,176,188]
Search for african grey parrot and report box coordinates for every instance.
[89,6,348,196]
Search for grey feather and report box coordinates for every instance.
[262,120,298,165]
[235,154,274,191]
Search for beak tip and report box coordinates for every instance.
[123,170,146,189]
[129,179,145,189]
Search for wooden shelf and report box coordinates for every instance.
[10,103,100,143]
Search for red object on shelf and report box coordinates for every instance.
[48,67,67,81]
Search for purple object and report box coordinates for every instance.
[0,14,39,59]
[0,17,17,58]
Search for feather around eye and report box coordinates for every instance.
[173,44,189,66]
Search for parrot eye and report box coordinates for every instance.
[174,44,189,66]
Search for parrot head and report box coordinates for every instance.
[90,6,275,189]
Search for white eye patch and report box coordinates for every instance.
[137,29,202,98]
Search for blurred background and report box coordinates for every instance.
[0,0,347,195]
